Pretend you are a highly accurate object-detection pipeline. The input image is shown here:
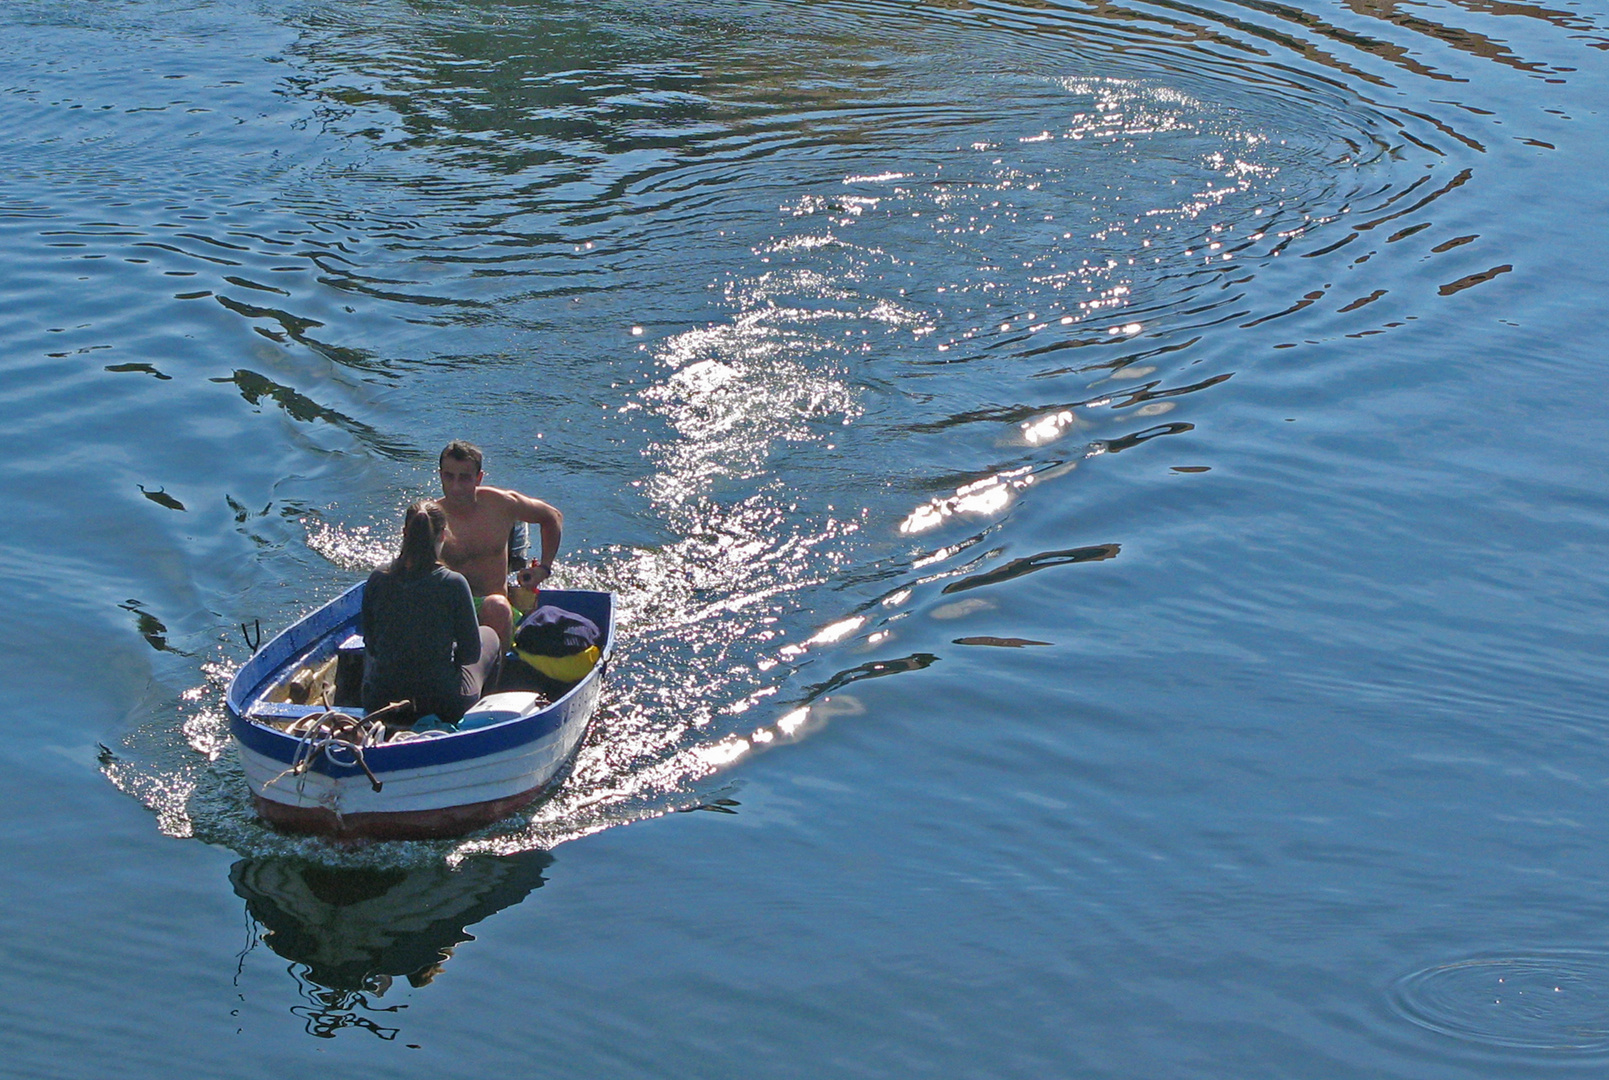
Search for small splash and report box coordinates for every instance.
[305,520,391,574]
[1391,952,1609,1052]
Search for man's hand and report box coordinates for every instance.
[516,563,552,589]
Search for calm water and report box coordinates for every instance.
[2,0,1607,1074]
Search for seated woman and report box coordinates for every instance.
[360,500,502,726]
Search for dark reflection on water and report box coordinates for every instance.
[208,368,404,456]
[230,851,551,1002]
[1439,262,1513,295]
[953,636,1053,647]
[941,543,1121,594]
[1096,422,1195,454]
[807,652,940,697]
[135,484,185,512]
[281,974,409,1042]
[116,598,188,655]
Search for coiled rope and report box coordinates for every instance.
[284,711,386,792]
[261,700,414,795]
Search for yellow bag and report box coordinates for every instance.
[513,645,600,684]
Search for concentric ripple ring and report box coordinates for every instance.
[1391,953,1609,1053]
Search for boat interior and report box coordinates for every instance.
[243,590,612,739]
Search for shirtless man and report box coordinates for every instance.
[436,440,562,648]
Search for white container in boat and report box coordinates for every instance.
[458,691,543,729]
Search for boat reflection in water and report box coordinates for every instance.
[230,851,552,1038]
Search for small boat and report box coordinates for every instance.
[226,583,613,840]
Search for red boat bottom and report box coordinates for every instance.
[251,784,549,841]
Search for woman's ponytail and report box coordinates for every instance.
[389,500,446,576]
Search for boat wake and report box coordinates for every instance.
[95,0,1491,867]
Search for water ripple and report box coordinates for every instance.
[1391,953,1609,1052]
[45,0,1603,861]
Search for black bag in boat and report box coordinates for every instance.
[500,604,603,697]
[513,605,601,657]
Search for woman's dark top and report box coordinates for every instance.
[359,564,481,720]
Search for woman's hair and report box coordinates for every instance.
[389,500,447,576]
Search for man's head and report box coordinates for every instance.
[440,440,483,471]
[439,440,484,504]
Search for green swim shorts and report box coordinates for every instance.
[472,593,532,621]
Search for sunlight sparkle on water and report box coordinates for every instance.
[777,708,809,735]
[697,738,751,767]
[304,520,390,573]
[899,468,1035,535]
[809,616,867,645]
[1022,410,1077,446]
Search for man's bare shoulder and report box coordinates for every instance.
[464,484,521,522]
[478,484,558,522]
[475,484,524,505]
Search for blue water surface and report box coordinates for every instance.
[1,0,1607,1075]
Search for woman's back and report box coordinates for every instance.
[360,565,481,715]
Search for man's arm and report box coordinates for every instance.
[508,491,562,584]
